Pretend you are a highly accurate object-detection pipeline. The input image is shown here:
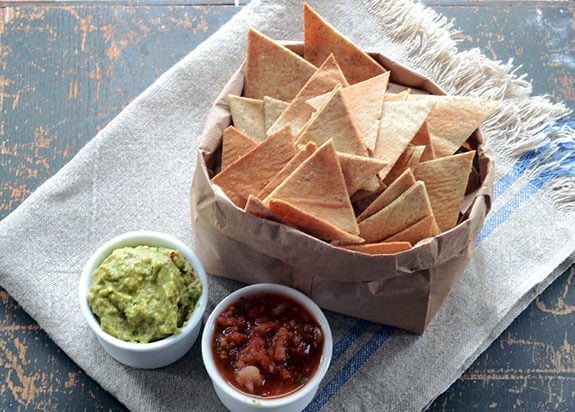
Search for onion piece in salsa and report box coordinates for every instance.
[212,291,324,397]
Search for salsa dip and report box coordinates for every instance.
[202,283,333,412]
[212,291,323,397]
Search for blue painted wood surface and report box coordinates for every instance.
[1,1,573,410]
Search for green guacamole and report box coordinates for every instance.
[87,245,202,343]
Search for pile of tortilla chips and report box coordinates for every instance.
[211,3,498,254]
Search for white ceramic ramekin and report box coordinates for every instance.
[79,231,208,369]
[202,283,333,412]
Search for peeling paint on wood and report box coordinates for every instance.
[1,1,574,411]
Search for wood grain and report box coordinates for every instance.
[1,4,241,411]
[1,1,573,410]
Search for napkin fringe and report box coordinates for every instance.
[364,0,574,211]
[519,120,575,210]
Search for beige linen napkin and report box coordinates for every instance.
[1,0,574,410]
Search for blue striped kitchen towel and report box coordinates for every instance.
[1,0,573,410]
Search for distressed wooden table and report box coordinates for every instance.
[1,1,574,410]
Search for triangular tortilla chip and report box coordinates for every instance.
[342,241,412,254]
[351,178,386,201]
[411,121,436,161]
[228,95,266,141]
[413,150,475,232]
[264,140,360,239]
[244,28,316,101]
[245,195,286,224]
[294,86,339,141]
[357,168,417,222]
[383,144,425,186]
[358,176,383,194]
[303,3,386,84]
[268,54,349,135]
[212,124,296,208]
[268,199,364,244]
[350,176,384,208]
[257,142,317,200]
[351,182,386,214]
[337,152,386,196]
[384,89,411,101]
[307,72,390,111]
[385,214,440,245]
[373,100,435,180]
[307,72,390,152]
[263,97,289,133]
[295,86,368,157]
[221,126,258,170]
[358,181,433,243]
[408,94,498,157]
[305,94,329,111]
[338,72,390,152]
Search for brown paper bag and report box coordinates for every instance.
[190,44,494,334]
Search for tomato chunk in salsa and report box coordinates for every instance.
[212,292,324,397]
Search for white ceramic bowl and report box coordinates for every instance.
[79,231,208,369]
[202,283,333,412]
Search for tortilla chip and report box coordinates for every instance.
[411,121,436,161]
[212,124,296,208]
[305,94,329,111]
[337,152,386,196]
[408,95,498,157]
[257,142,317,200]
[264,140,360,238]
[263,97,289,133]
[352,178,384,200]
[295,86,368,157]
[244,28,316,101]
[340,72,390,152]
[303,3,386,84]
[358,176,384,194]
[267,199,364,244]
[357,168,417,222]
[384,89,411,101]
[351,181,386,214]
[306,72,390,152]
[383,144,425,186]
[268,53,349,135]
[228,95,266,141]
[294,86,339,141]
[342,241,412,254]
[353,176,384,207]
[373,100,435,180]
[221,126,258,170]
[385,214,440,245]
[306,74,389,112]
[413,150,475,232]
[244,195,286,224]
[358,181,433,243]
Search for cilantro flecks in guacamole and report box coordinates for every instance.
[87,245,202,343]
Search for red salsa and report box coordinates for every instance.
[212,291,324,398]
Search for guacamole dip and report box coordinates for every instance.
[87,245,202,343]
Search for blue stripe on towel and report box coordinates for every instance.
[492,150,537,200]
[476,179,542,244]
[309,119,574,409]
[331,319,373,361]
[478,119,575,243]
[305,325,395,412]
[476,150,543,244]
